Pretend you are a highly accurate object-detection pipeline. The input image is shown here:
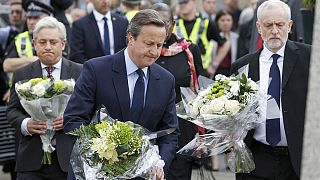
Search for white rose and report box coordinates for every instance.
[17,82,31,92]
[65,80,75,91]
[248,79,258,91]
[219,95,228,102]
[31,84,46,96]
[225,100,241,114]
[215,74,228,81]
[210,98,225,113]
[190,98,203,118]
[200,104,214,114]
[198,87,211,97]
[230,82,240,96]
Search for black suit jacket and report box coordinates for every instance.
[6,58,82,172]
[231,40,311,176]
[69,12,128,64]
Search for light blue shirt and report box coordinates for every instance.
[124,48,148,107]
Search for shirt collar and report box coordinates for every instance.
[41,58,62,69]
[261,42,286,61]
[124,48,148,77]
[93,9,111,22]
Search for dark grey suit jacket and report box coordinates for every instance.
[6,58,82,172]
[231,40,311,176]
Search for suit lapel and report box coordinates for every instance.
[112,51,131,121]
[248,51,261,82]
[60,58,72,80]
[138,65,160,125]
[89,13,104,53]
[31,60,43,78]
[111,14,120,51]
[282,41,298,89]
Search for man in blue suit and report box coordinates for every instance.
[64,9,179,179]
[69,0,128,64]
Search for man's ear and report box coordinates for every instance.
[256,21,262,34]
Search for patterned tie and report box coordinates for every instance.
[103,17,110,55]
[266,54,281,147]
[130,69,145,123]
[44,66,55,79]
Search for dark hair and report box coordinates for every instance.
[127,9,166,40]
[215,9,234,24]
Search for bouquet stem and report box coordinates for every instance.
[42,151,52,165]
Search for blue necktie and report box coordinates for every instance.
[130,69,145,123]
[266,54,281,147]
[103,17,110,55]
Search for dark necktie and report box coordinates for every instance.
[266,54,281,147]
[130,69,145,123]
[45,66,55,79]
[103,17,110,55]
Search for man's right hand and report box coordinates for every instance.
[27,119,46,135]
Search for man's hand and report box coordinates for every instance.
[155,166,164,180]
[53,117,63,131]
[2,89,10,103]
[27,119,46,135]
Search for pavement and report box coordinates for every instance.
[0,165,235,180]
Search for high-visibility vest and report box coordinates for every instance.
[9,31,33,87]
[174,17,214,69]
[14,31,33,57]
[125,10,139,21]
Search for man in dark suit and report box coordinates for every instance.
[231,1,311,180]
[6,17,82,180]
[64,9,179,179]
[248,0,304,53]
[69,0,128,64]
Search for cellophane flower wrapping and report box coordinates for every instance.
[176,74,262,173]
[69,107,165,180]
[15,78,75,164]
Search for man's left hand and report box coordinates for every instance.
[155,166,164,180]
[53,117,63,131]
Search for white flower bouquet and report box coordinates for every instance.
[177,74,260,173]
[15,78,75,164]
[69,108,167,180]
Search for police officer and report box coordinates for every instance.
[175,0,230,77]
[3,1,53,74]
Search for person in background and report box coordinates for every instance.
[175,0,230,77]
[223,0,241,31]
[122,0,141,21]
[150,3,206,180]
[213,9,238,77]
[200,0,217,21]
[6,16,82,180]
[69,0,128,64]
[231,1,311,179]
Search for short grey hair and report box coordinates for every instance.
[33,16,66,40]
[257,0,291,21]
[126,9,166,40]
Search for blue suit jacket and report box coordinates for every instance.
[64,50,179,178]
[69,12,128,64]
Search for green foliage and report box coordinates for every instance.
[304,0,316,10]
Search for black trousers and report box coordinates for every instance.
[17,151,67,180]
[236,140,299,180]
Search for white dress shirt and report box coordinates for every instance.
[124,48,148,107]
[254,44,288,146]
[93,9,115,55]
[21,59,62,136]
